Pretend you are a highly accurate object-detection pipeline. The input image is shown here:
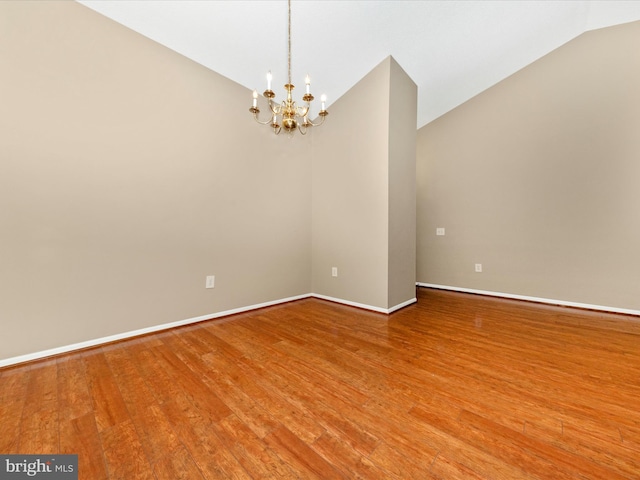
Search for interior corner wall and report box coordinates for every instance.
[311,58,392,310]
[416,20,640,311]
[0,0,312,362]
[388,58,417,308]
[311,56,417,311]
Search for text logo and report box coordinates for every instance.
[0,455,77,479]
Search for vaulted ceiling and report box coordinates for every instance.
[78,1,640,128]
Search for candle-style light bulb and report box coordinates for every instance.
[252,89,258,108]
[305,74,311,94]
[266,71,272,91]
[320,94,327,111]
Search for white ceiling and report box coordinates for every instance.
[77,1,640,128]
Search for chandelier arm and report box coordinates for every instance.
[268,99,282,115]
[252,112,274,126]
[302,114,327,127]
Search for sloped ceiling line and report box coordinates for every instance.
[77,1,640,128]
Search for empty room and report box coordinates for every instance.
[1,1,639,478]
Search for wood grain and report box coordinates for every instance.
[1,287,639,479]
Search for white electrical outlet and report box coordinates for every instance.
[205,275,215,288]
[475,264,482,273]
[436,228,445,236]
[331,267,338,277]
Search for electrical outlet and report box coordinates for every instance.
[475,264,482,273]
[205,275,215,288]
[331,267,338,277]
[436,228,445,236]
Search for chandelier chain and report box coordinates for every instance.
[287,0,292,85]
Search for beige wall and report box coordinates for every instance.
[13,0,633,361]
[312,57,417,311]
[388,58,417,308]
[417,21,640,311]
[1,2,418,363]
[312,59,391,309]
[0,1,312,361]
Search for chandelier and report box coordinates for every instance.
[249,0,328,135]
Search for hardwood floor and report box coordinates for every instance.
[2,287,640,479]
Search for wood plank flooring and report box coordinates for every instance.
[2,287,640,479]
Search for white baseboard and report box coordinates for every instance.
[0,293,313,368]
[4,284,637,368]
[388,297,418,313]
[312,294,417,314]
[9,283,632,368]
[417,283,640,317]
[0,292,422,368]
